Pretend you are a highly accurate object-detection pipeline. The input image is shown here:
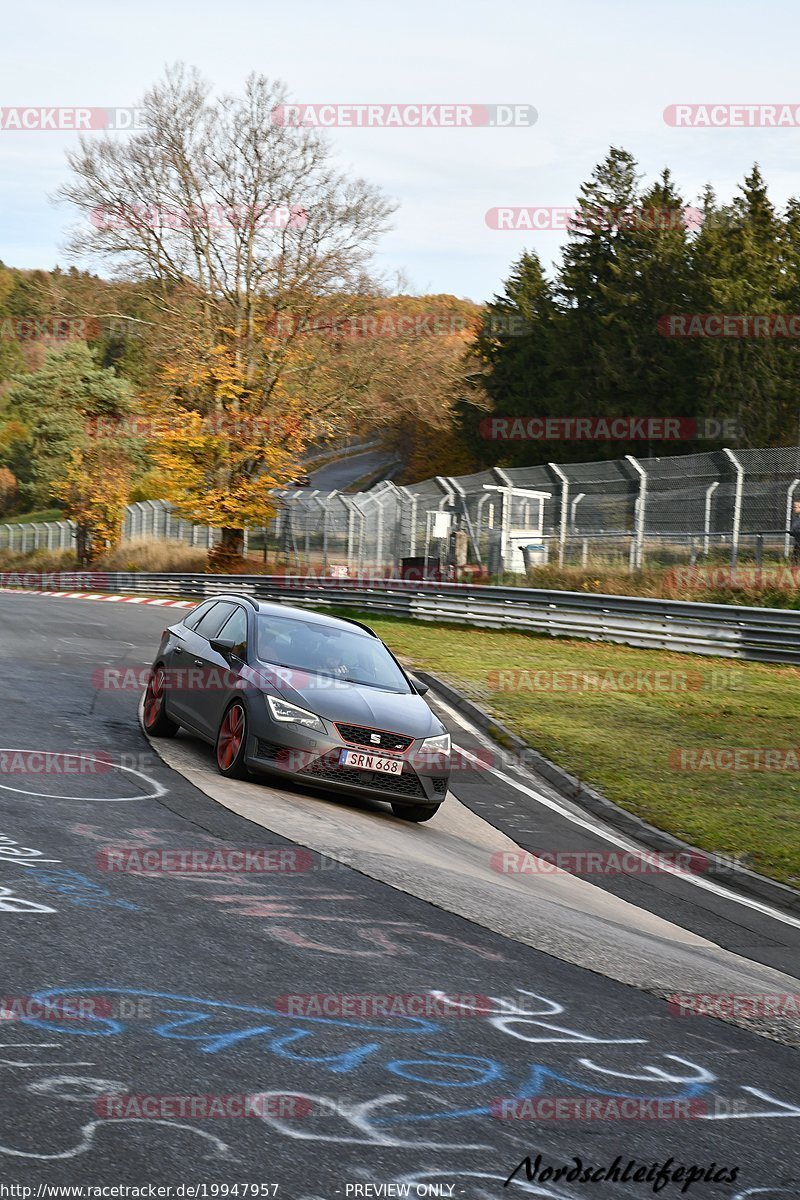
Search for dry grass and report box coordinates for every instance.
[95,538,293,574]
[520,562,800,609]
[95,538,210,573]
[0,547,78,572]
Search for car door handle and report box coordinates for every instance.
[193,659,204,667]
[174,645,183,654]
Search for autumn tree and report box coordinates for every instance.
[52,442,132,567]
[0,467,17,515]
[60,64,395,557]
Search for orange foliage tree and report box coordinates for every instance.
[0,467,18,515]
[52,443,132,567]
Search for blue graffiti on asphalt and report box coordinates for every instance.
[14,985,800,1132]
[377,1058,707,1125]
[21,868,139,911]
[18,987,440,1042]
[15,986,712,1122]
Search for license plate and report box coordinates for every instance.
[339,749,403,775]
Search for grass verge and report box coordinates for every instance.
[327,608,800,886]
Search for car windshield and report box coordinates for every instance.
[256,614,411,692]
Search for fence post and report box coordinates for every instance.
[547,462,569,567]
[304,491,320,566]
[314,492,331,570]
[354,496,371,573]
[143,500,158,541]
[625,455,647,570]
[704,480,719,556]
[344,498,357,570]
[492,468,514,569]
[396,486,417,559]
[784,478,800,558]
[408,491,418,557]
[723,448,744,572]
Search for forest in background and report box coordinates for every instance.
[3,76,800,564]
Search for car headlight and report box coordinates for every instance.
[266,695,326,733]
[421,732,451,756]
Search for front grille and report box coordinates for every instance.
[432,777,448,796]
[300,750,425,797]
[335,723,414,753]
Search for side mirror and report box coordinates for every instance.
[210,637,238,657]
[414,680,429,696]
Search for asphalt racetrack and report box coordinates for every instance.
[0,590,798,1197]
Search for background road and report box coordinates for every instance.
[0,591,799,1196]
[307,448,398,491]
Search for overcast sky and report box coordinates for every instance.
[3,0,800,302]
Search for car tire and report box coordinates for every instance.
[215,700,251,779]
[142,666,179,738]
[391,802,441,823]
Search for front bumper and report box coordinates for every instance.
[243,716,449,807]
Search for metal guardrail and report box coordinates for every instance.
[35,572,800,664]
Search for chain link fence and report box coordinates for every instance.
[3,445,800,574]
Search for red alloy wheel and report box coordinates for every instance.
[217,703,246,770]
[144,668,166,728]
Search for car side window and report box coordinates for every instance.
[194,601,238,641]
[217,606,248,659]
[183,600,217,631]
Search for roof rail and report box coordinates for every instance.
[215,592,260,610]
[332,614,378,637]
